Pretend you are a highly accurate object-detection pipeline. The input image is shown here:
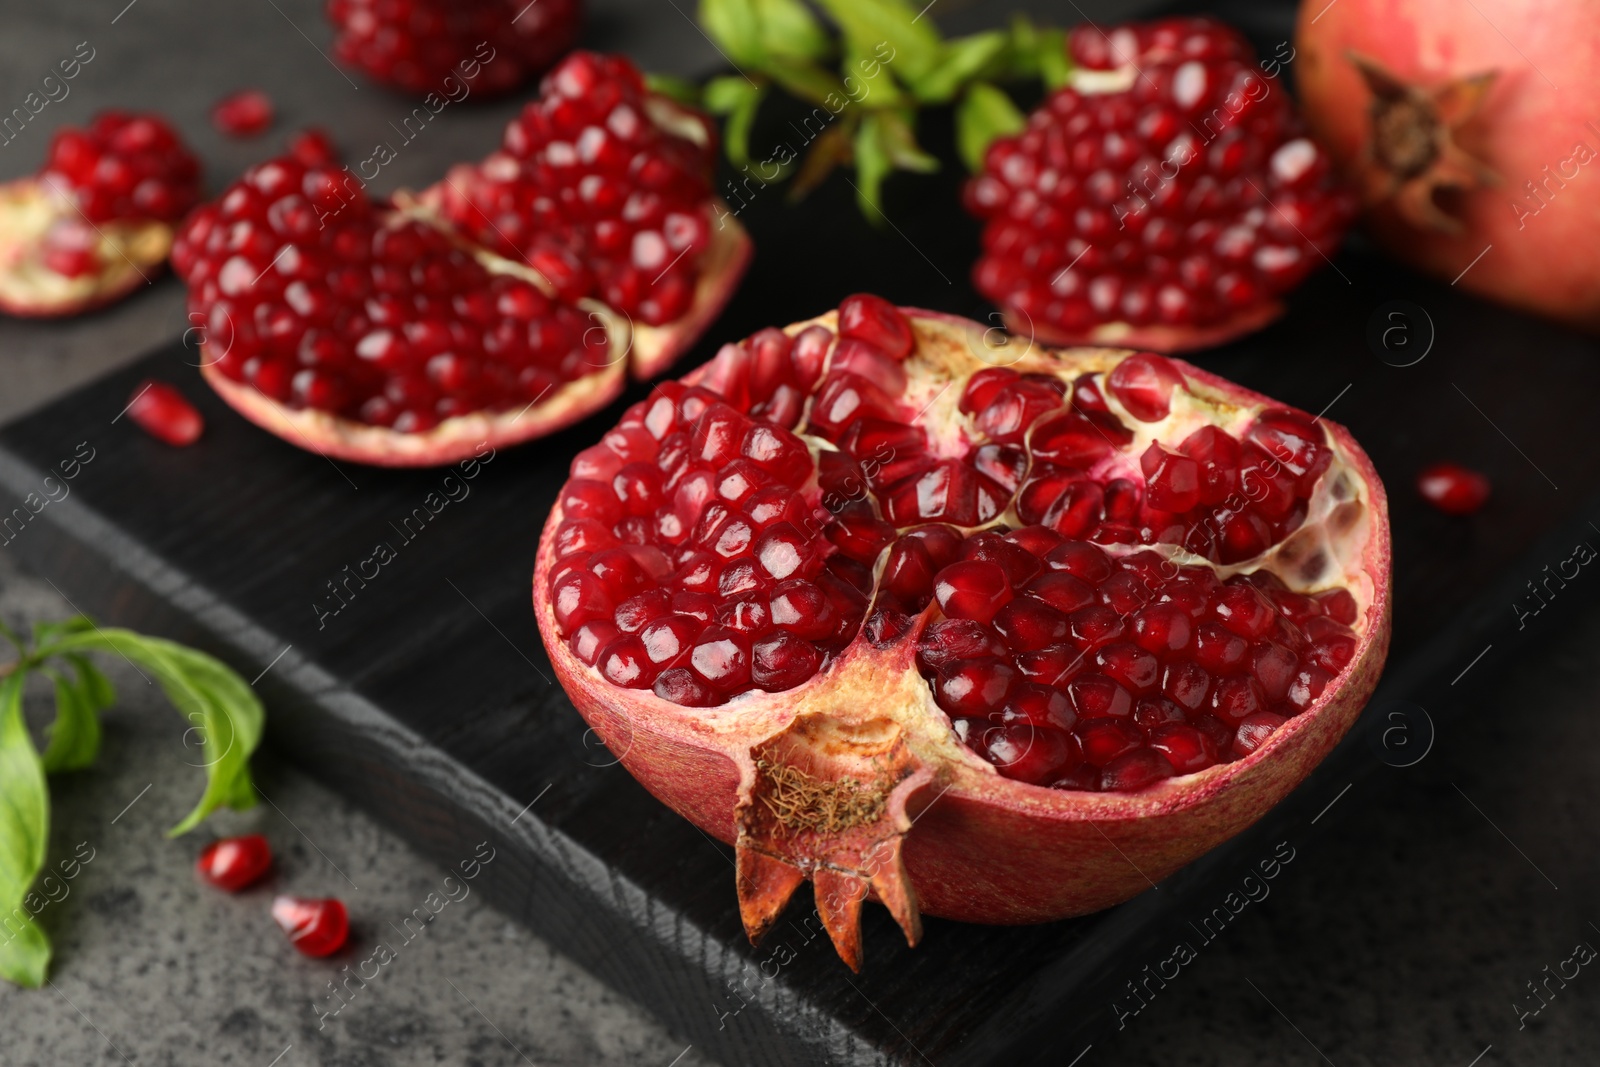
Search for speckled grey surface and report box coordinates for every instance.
[2,1,1599,1065]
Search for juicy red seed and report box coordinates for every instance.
[1212,584,1276,639]
[196,834,272,891]
[43,111,201,224]
[1148,722,1217,774]
[933,560,1014,624]
[916,619,1006,674]
[1100,748,1175,791]
[976,723,1076,785]
[212,90,274,137]
[1232,711,1288,757]
[1416,462,1490,516]
[271,896,349,957]
[127,380,204,446]
[751,630,823,691]
[1080,719,1142,766]
[1108,354,1185,422]
[934,659,1016,716]
[837,294,914,361]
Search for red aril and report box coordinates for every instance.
[271,895,349,957]
[127,380,204,447]
[212,90,274,137]
[964,17,1356,353]
[171,53,750,467]
[0,111,200,317]
[196,834,272,891]
[1416,462,1490,515]
[535,299,1390,970]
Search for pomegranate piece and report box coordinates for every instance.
[271,895,349,957]
[326,0,579,99]
[211,90,274,137]
[0,110,200,318]
[536,299,1391,970]
[1416,462,1490,515]
[964,17,1356,353]
[425,52,744,347]
[196,833,272,890]
[172,54,750,468]
[127,380,204,447]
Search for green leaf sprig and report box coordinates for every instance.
[691,0,1071,217]
[0,617,263,988]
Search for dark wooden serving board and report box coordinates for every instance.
[5,18,1600,1064]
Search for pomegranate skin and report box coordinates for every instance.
[1295,0,1600,332]
[534,308,1391,957]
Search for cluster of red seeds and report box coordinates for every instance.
[964,17,1354,337]
[40,111,200,223]
[434,52,717,326]
[552,296,1361,790]
[171,157,608,431]
[910,535,1358,790]
[326,0,579,97]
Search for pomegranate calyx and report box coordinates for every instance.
[1347,51,1502,234]
[736,709,934,971]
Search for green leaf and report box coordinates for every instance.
[814,0,942,86]
[1037,28,1071,90]
[40,668,101,773]
[852,112,893,220]
[645,73,703,105]
[842,44,905,107]
[956,81,1026,172]
[41,630,262,836]
[908,30,1008,103]
[64,655,114,714]
[752,0,831,61]
[765,57,848,107]
[699,0,766,66]
[703,76,766,167]
[877,110,938,173]
[0,672,51,988]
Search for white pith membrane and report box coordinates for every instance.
[193,191,750,468]
[535,308,1389,969]
[0,179,170,317]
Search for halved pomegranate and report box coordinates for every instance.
[965,18,1356,352]
[534,298,1390,969]
[0,111,200,318]
[171,53,750,467]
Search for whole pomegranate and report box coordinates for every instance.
[534,297,1391,968]
[171,53,749,467]
[966,18,1356,353]
[327,0,580,98]
[0,111,200,317]
[1295,0,1600,331]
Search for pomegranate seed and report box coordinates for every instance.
[195,834,272,891]
[933,561,1014,624]
[1232,711,1288,757]
[837,294,914,361]
[1416,462,1490,515]
[212,90,274,137]
[271,896,349,957]
[41,111,200,224]
[127,381,203,446]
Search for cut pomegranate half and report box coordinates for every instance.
[172,54,750,468]
[965,18,1357,353]
[0,111,200,318]
[534,298,1391,969]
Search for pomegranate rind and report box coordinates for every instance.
[534,307,1391,955]
[0,178,168,318]
[199,298,630,468]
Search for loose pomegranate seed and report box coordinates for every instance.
[212,90,275,137]
[271,895,349,957]
[964,17,1355,350]
[1416,462,1490,515]
[127,380,204,446]
[196,834,272,890]
[545,296,1369,794]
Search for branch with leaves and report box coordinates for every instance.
[0,617,263,987]
[680,0,1074,216]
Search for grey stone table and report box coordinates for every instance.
[2,1,1599,1065]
